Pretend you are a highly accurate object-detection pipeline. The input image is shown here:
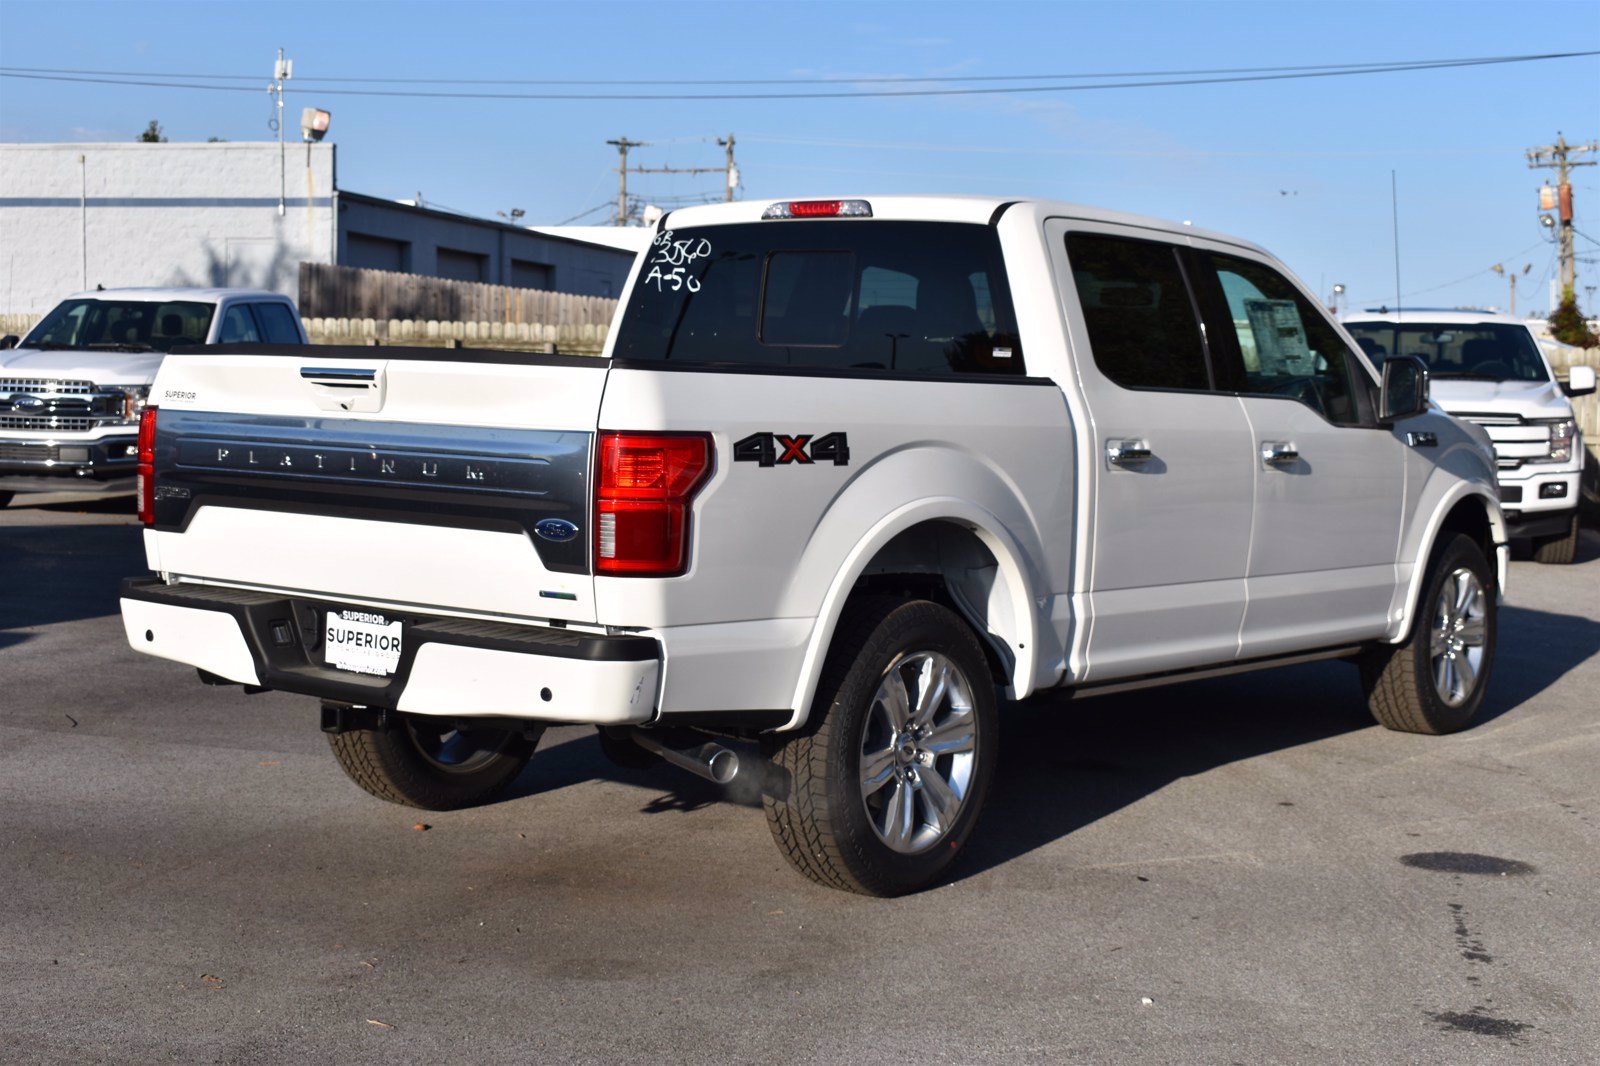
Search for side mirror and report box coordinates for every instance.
[1563,364,1596,397]
[0,335,18,350]
[1379,355,1429,423]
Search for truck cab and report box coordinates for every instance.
[0,287,305,506]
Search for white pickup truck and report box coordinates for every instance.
[119,197,1504,895]
[1342,310,1595,564]
[0,287,305,506]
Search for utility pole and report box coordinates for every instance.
[270,48,293,217]
[1526,133,1597,302]
[1491,262,1530,317]
[718,133,738,202]
[606,137,644,226]
[606,135,740,224]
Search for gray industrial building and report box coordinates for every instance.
[0,142,638,314]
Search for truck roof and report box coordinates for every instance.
[57,287,292,303]
[659,195,1270,257]
[1343,309,1530,327]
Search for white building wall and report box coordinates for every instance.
[0,142,335,313]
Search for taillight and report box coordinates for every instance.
[595,432,713,577]
[136,406,158,525]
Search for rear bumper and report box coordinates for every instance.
[119,577,660,723]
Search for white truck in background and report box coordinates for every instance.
[0,288,306,507]
[119,197,1504,895]
[1343,310,1595,564]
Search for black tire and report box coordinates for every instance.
[1361,534,1496,735]
[0,491,14,508]
[1531,511,1580,565]
[327,711,540,810]
[763,597,998,897]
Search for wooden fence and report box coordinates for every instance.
[303,317,609,354]
[298,261,618,328]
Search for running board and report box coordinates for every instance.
[1064,645,1363,700]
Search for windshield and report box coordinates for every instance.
[22,298,216,353]
[1343,322,1549,383]
[612,221,1025,376]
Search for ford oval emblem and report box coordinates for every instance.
[534,518,580,543]
[11,395,45,412]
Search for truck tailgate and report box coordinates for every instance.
[143,348,606,624]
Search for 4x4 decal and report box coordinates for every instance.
[733,431,850,467]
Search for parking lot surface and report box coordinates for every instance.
[3,493,1598,1064]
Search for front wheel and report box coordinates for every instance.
[1361,534,1496,735]
[327,711,540,810]
[1531,511,1580,565]
[763,597,998,896]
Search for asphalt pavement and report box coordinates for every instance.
[3,492,1598,1064]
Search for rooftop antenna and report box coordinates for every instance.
[1391,170,1402,314]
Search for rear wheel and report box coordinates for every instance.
[763,597,998,896]
[327,711,540,810]
[1361,534,1496,735]
[1531,511,1580,565]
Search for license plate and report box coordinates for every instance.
[324,609,404,676]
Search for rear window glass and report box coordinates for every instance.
[612,221,1025,376]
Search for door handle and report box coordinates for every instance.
[1260,441,1300,467]
[1106,439,1153,466]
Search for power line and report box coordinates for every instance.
[5,52,1593,86]
[1,51,1594,101]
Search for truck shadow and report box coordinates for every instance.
[505,598,1600,886]
[0,516,145,651]
[952,598,1600,884]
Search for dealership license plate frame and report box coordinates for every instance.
[324,608,405,677]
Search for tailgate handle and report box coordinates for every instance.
[301,366,377,389]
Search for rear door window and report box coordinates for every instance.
[613,221,1025,376]
[251,302,304,344]
[1065,233,1211,391]
[219,305,262,343]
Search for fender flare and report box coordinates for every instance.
[781,497,1042,731]
[1386,480,1505,644]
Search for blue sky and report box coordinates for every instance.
[2,0,1597,314]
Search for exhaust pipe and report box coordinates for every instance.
[630,730,741,785]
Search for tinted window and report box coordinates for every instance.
[1343,322,1548,383]
[22,299,215,353]
[219,305,261,344]
[1199,253,1361,424]
[252,302,303,344]
[1065,233,1209,391]
[612,221,1025,376]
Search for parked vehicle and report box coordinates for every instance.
[0,288,306,506]
[1343,310,1595,564]
[119,198,1503,895]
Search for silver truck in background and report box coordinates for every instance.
[0,287,306,507]
[1343,310,1596,563]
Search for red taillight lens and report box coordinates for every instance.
[136,406,158,525]
[595,432,712,576]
